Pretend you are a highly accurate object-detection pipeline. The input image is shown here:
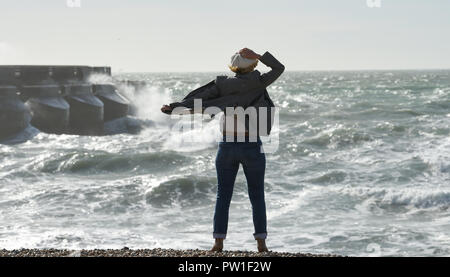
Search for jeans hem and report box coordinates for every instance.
[213,233,227,239]
[253,233,267,240]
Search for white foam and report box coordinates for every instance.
[338,186,450,210]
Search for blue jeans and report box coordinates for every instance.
[213,136,267,240]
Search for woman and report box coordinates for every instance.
[161,48,285,252]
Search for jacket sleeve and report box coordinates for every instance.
[170,84,221,109]
[259,51,285,87]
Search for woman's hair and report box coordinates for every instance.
[228,60,258,74]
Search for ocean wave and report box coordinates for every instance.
[425,100,450,111]
[302,124,372,149]
[103,116,154,135]
[372,121,407,133]
[27,151,188,174]
[339,186,450,211]
[306,171,347,185]
[145,176,216,208]
[392,109,425,117]
[349,107,425,119]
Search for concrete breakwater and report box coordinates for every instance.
[0,65,134,140]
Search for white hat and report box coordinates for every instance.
[230,53,257,69]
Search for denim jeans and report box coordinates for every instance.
[213,136,267,240]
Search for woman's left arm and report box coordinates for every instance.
[170,85,220,109]
[161,85,220,114]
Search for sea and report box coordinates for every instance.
[1,70,449,256]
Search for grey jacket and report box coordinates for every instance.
[169,51,285,135]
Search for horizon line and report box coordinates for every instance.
[113,67,450,74]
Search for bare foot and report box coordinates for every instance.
[256,239,268,252]
[210,238,224,252]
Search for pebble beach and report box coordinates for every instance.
[0,248,340,257]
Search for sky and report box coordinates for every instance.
[0,0,449,72]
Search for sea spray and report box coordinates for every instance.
[88,73,114,85]
[115,81,172,123]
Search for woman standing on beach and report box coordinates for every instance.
[161,48,285,252]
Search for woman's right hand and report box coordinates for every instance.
[239,48,261,60]
[161,104,173,114]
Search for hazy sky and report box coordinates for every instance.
[0,0,449,72]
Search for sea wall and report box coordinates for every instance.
[0,65,131,139]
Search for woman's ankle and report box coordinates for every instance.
[211,238,224,252]
[256,239,268,252]
[215,238,224,244]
